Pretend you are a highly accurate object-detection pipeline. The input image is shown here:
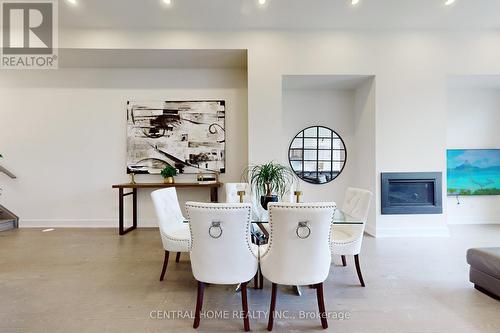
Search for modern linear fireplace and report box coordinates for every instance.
[381,172,443,215]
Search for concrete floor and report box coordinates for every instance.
[0,225,499,333]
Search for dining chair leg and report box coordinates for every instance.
[354,254,366,287]
[241,282,250,332]
[259,266,264,289]
[159,250,169,281]
[341,255,347,267]
[267,283,278,331]
[253,271,259,289]
[315,283,328,329]
[193,281,205,329]
[175,252,181,263]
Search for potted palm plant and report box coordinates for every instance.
[160,165,177,184]
[245,162,297,210]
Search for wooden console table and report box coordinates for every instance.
[112,182,222,235]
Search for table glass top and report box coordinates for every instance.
[251,208,363,225]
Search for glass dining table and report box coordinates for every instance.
[249,208,364,296]
[184,207,364,296]
[251,208,364,241]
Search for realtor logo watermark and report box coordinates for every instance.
[1,0,58,69]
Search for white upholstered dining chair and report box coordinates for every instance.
[281,184,298,203]
[331,187,372,287]
[224,182,264,288]
[260,202,336,330]
[151,188,191,282]
[225,182,264,222]
[224,182,253,203]
[252,184,298,235]
[186,202,258,331]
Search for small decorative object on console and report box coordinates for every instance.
[196,171,218,184]
[160,165,177,184]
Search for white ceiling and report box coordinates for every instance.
[59,0,500,30]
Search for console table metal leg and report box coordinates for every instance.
[119,188,124,235]
[118,188,137,235]
[132,188,137,230]
[210,187,218,202]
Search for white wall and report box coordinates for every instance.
[281,78,377,234]
[0,68,248,226]
[282,89,355,203]
[3,29,500,235]
[447,86,500,224]
[352,79,377,235]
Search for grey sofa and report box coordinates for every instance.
[466,248,500,300]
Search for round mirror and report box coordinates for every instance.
[288,126,347,185]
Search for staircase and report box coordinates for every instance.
[0,163,18,231]
[0,205,18,231]
[0,218,17,231]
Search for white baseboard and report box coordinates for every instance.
[19,218,158,228]
[19,219,451,238]
[373,226,450,238]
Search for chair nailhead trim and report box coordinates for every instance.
[262,205,337,258]
[332,241,357,245]
[185,204,256,258]
[160,231,191,244]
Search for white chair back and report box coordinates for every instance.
[151,188,185,236]
[281,184,296,203]
[342,187,372,223]
[224,183,252,203]
[225,182,264,221]
[260,202,336,285]
[332,188,373,255]
[186,202,258,284]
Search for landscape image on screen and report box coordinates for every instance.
[447,149,500,196]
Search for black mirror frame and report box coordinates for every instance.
[288,125,348,185]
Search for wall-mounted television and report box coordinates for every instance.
[447,149,500,196]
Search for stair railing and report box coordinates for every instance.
[0,164,16,179]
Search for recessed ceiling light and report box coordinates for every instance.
[257,0,269,9]
[352,0,360,5]
[163,0,173,6]
[66,0,77,5]
[445,0,456,5]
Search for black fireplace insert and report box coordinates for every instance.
[381,172,443,214]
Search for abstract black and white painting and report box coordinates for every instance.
[127,100,226,174]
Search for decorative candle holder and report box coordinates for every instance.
[294,190,302,203]
[237,190,246,203]
[197,171,204,182]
